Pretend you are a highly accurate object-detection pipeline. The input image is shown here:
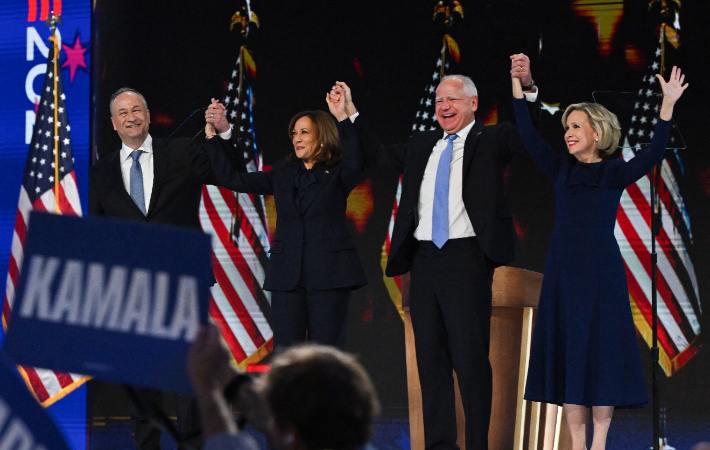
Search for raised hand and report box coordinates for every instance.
[510,53,532,87]
[657,66,688,120]
[326,86,345,121]
[205,98,230,134]
[187,323,231,394]
[326,81,357,122]
[657,66,688,104]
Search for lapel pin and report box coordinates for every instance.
[326,170,329,173]
[477,132,482,135]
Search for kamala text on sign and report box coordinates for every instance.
[19,257,200,341]
[3,212,213,394]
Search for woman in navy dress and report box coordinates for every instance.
[510,55,688,450]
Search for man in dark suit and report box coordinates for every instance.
[89,87,242,450]
[333,55,538,449]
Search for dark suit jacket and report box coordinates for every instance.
[203,119,367,292]
[354,109,537,276]
[89,136,242,229]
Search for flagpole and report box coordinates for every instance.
[48,12,61,214]
[228,4,259,244]
[651,1,675,448]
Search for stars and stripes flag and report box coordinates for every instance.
[382,43,459,319]
[614,43,701,375]
[199,47,273,367]
[2,36,89,406]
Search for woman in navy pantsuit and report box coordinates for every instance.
[202,89,366,349]
[511,55,687,450]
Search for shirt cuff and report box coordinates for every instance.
[219,125,233,140]
[349,112,360,123]
[523,86,539,102]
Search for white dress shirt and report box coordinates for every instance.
[414,120,476,241]
[120,127,233,213]
[348,89,537,242]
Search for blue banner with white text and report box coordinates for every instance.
[3,212,213,395]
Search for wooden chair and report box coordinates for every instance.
[402,267,574,449]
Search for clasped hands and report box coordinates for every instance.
[326,81,357,122]
[205,98,230,137]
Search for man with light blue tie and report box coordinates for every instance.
[335,54,539,450]
[88,87,243,450]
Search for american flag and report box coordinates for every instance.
[382,50,457,319]
[2,37,88,406]
[199,48,273,367]
[614,43,701,376]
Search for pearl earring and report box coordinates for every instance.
[595,138,598,142]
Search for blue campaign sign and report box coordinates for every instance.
[3,212,213,395]
[0,351,72,450]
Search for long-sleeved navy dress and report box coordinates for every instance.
[514,97,671,408]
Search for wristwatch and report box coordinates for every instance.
[521,79,536,92]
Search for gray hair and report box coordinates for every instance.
[109,87,149,117]
[439,75,478,97]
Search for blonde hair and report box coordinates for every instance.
[562,103,622,156]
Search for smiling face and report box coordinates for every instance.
[291,116,319,166]
[435,78,478,134]
[111,91,150,149]
[564,110,600,161]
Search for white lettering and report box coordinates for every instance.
[19,256,60,320]
[18,257,202,341]
[26,27,48,61]
[25,64,45,105]
[119,270,151,334]
[25,111,35,145]
[50,260,84,324]
[82,264,127,329]
[150,272,171,338]
[0,418,32,450]
[26,27,61,61]
[169,276,200,341]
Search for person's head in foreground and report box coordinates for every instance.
[187,324,379,450]
[259,345,380,450]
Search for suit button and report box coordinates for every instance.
[407,210,413,215]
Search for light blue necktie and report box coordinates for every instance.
[130,150,147,215]
[432,134,458,249]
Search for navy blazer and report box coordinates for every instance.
[354,109,538,276]
[203,119,367,292]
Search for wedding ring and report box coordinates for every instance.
[211,113,215,118]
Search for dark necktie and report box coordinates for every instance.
[130,150,146,215]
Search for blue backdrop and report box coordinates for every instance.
[0,0,90,448]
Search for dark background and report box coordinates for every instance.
[93,0,710,422]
